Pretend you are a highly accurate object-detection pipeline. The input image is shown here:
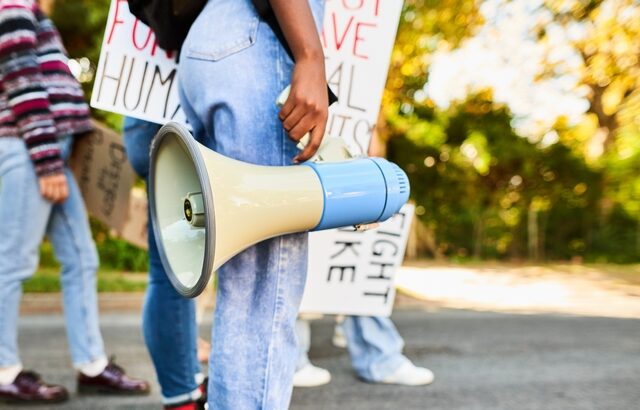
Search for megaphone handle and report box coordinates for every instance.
[277,86,317,156]
[277,86,353,162]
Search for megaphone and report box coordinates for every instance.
[149,122,410,297]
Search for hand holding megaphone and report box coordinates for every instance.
[277,86,353,163]
[149,120,410,297]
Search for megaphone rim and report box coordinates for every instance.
[148,121,215,298]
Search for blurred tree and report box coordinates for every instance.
[50,0,111,62]
[382,0,484,137]
[540,0,640,256]
[383,0,640,262]
[541,0,640,154]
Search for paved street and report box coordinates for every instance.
[4,305,640,410]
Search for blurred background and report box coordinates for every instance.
[31,0,640,285]
[15,1,639,409]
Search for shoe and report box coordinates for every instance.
[332,325,347,349]
[77,360,150,395]
[164,400,207,410]
[164,378,208,410]
[293,363,331,387]
[380,362,435,386]
[198,376,208,401]
[0,370,69,404]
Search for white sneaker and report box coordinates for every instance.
[293,363,332,387]
[380,362,435,386]
[332,326,347,349]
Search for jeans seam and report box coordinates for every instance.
[261,236,286,409]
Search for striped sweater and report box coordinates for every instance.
[0,0,92,176]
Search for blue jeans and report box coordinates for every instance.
[179,0,324,408]
[296,317,409,382]
[122,117,201,404]
[0,136,106,368]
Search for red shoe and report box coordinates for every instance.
[164,401,206,410]
[77,360,150,395]
[164,378,208,410]
[0,371,68,404]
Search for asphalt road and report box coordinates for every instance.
[4,308,639,410]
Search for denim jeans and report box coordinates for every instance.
[296,317,410,382]
[0,136,106,368]
[122,117,202,404]
[179,0,324,408]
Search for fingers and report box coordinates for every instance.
[280,105,306,135]
[39,174,69,203]
[294,117,327,163]
[39,178,52,200]
[58,178,69,202]
[279,96,296,123]
[288,114,315,142]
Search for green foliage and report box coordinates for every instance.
[23,268,147,293]
[39,220,148,272]
[90,219,149,272]
[378,0,640,262]
[50,0,111,62]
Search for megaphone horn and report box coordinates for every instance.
[149,122,410,297]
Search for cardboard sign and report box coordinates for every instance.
[69,121,137,233]
[300,204,414,316]
[91,0,404,155]
[119,187,149,249]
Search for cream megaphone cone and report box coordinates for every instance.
[149,122,410,297]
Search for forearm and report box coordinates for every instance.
[269,0,324,62]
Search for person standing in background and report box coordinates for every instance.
[122,116,207,410]
[294,317,434,387]
[0,0,149,404]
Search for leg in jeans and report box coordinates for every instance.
[122,117,202,404]
[179,1,325,407]
[342,316,410,382]
[295,319,311,371]
[0,139,51,369]
[46,137,107,367]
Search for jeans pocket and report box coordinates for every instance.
[184,0,260,62]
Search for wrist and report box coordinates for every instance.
[294,46,324,64]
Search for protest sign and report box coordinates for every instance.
[90,0,187,124]
[322,0,404,155]
[90,0,407,315]
[69,121,137,233]
[301,204,414,316]
[119,187,149,249]
[91,0,404,151]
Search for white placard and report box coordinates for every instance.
[91,0,404,149]
[91,0,407,316]
[321,0,404,155]
[90,0,187,124]
[300,204,414,316]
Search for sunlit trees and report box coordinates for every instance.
[383,0,640,261]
